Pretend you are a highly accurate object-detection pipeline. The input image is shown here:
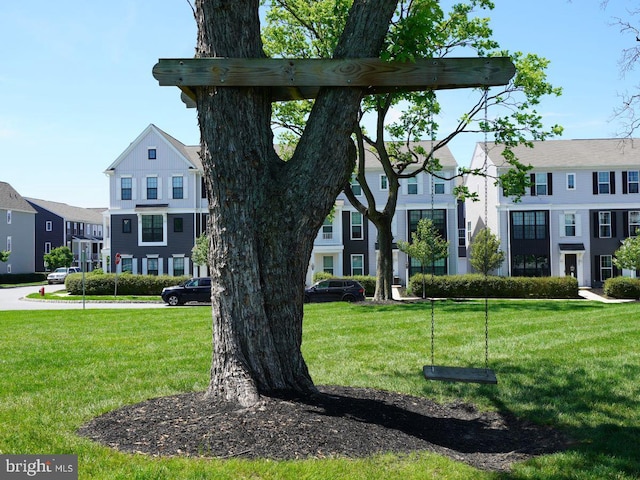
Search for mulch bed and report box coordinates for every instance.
[78,385,570,472]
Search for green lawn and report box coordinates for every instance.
[1,300,638,479]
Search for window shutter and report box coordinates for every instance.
[168,178,173,199]
[547,173,553,196]
[593,212,599,238]
[592,172,598,195]
[623,211,629,237]
[611,211,617,237]
[157,178,163,199]
[559,214,566,238]
[132,180,137,200]
[594,256,601,282]
[610,171,616,194]
[622,171,628,194]
[576,214,582,237]
[530,173,536,196]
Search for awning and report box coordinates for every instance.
[559,243,585,252]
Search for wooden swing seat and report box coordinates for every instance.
[423,365,497,384]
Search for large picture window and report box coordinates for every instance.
[512,254,550,277]
[141,215,164,243]
[511,211,548,240]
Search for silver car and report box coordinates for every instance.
[47,267,81,284]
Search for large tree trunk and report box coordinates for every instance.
[194,0,397,406]
[373,215,395,301]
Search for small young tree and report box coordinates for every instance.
[43,246,74,271]
[613,233,640,272]
[397,218,449,298]
[0,251,9,263]
[469,228,505,275]
[191,233,210,270]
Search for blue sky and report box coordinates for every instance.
[1,1,637,208]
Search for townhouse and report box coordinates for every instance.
[105,125,462,286]
[307,142,462,286]
[26,198,105,272]
[465,138,640,287]
[103,124,209,277]
[0,182,36,275]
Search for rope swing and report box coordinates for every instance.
[423,87,497,385]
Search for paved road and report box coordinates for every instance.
[0,284,169,311]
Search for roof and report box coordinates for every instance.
[26,198,105,224]
[484,138,640,169]
[0,182,37,214]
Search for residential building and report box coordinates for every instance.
[106,125,462,286]
[465,138,640,287]
[307,143,461,286]
[0,182,36,274]
[26,198,105,272]
[103,124,208,276]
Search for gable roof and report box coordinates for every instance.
[26,198,104,224]
[484,138,640,169]
[0,182,37,214]
[104,124,201,172]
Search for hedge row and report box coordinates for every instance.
[603,276,640,299]
[408,274,579,299]
[65,273,189,296]
[0,273,47,284]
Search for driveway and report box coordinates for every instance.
[0,284,168,311]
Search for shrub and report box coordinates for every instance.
[604,276,640,299]
[65,273,190,296]
[312,271,333,283]
[408,274,579,299]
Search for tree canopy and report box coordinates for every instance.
[44,246,73,271]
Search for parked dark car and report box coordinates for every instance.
[161,277,212,306]
[304,279,366,303]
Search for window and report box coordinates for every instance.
[407,177,418,195]
[433,181,445,194]
[351,211,363,240]
[146,177,158,200]
[148,148,157,160]
[174,217,183,233]
[533,173,549,196]
[121,257,133,273]
[173,257,185,276]
[6,236,11,252]
[598,211,611,238]
[6,210,11,224]
[172,176,184,199]
[351,254,364,276]
[409,209,446,238]
[566,173,576,190]
[322,218,333,240]
[46,221,52,232]
[629,211,640,237]
[511,211,548,240]
[322,256,334,274]
[121,177,132,200]
[350,175,362,195]
[564,213,576,237]
[147,257,159,276]
[467,221,472,243]
[594,171,615,195]
[141,214,164,242]
[600,255,613,281]
[458,228,466,247]
[626,170,639,194]
[380,175,388,191]
[122,218,132,233]
[44,242,51,254]
[512,254,550,277]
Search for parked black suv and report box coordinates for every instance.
[161,277,212,306]
[304,279,366,303]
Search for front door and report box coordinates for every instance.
[565,254,577,278]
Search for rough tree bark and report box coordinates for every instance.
[194,0,397,406]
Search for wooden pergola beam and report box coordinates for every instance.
[153,57,515,103]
